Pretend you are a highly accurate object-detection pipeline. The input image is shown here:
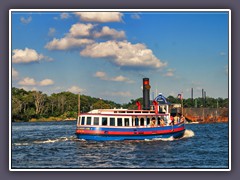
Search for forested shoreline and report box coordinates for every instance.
[11,87,228,122]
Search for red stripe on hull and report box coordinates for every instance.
[76,127,185,136]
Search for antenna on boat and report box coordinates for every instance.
[181,91,183,115]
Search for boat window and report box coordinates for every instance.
[124,118,129,126]
[94,117,99,125]
[140,118,144,126]
[164,116,168,124]
[110,117,115,126]
[102,117,107,126]
[117,118,123,126]
[157,117,161,125]
[147,117,150,125]
[135,117,139,126]
[86,117,91,125]
[81,116,85,125]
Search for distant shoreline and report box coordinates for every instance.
[12,117,76,123]
[12,119,228,124]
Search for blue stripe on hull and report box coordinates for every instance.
[76,129,185,141]
[77,123,185,133]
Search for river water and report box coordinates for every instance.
[11,121,229,170]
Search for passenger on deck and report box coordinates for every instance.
[180,115,185,123]
[174,115,178,124]
[150,118,156,127]
[170,116,174,125]
[167,117,171,125]
[160,118,165,127]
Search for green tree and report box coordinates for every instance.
[92,100,111,109]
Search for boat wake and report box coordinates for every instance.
[13,130,195,146]
[13,136,76,146]
[144,136,175,142]
[144,129,195,142]
[182,129,195,138]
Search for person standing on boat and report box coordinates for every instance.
[174,115,178,124]
[180,115,185,123]
[160,118,165,127]
[150,118,156,127]
[166,117,170,125]
[170,116,174,125]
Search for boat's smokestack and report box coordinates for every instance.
[143,78,151,110]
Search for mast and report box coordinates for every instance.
[181,97,183,115]
[180,92,183,115]
[78,92,80,115]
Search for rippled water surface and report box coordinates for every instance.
[11,121,229,169]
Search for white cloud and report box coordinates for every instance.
[45,23,96,50]
[45,37,94,50]
[12,48,44,64]
[69,23,95,37]
[12,68,19,79]
[39,79,54,86]
[20,16,32,24]
[60,13,70,19]
[67,86,85,94]
[18,77,37,86]
[18,77,55,86]
[111,75,134,83]
[93,26,125,39]
[48,28,56,36]
[81,40,167,69]
[94,71,134,83]
[164,69,175,77]
[111,75,128,82]
[94,71,107,80]
[45,23,126,51]
[74,12,123,22]
[68,24,125,39]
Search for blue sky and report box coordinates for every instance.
[11,10,229,104]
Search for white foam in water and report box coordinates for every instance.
[183,129,195,138]
[13,142,30,146]
[144,136,175,142]
[158,136,175,141]
[33,139,58,144]
[13,136,75,146]
[33,136,72,144]
[144,129,195,142]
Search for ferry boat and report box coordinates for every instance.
[75,78,185,141]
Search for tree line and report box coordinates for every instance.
[122,96,228,110]
[12,87,228,122]
[12,87,121,122]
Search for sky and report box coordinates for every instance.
[11,10,229,104]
